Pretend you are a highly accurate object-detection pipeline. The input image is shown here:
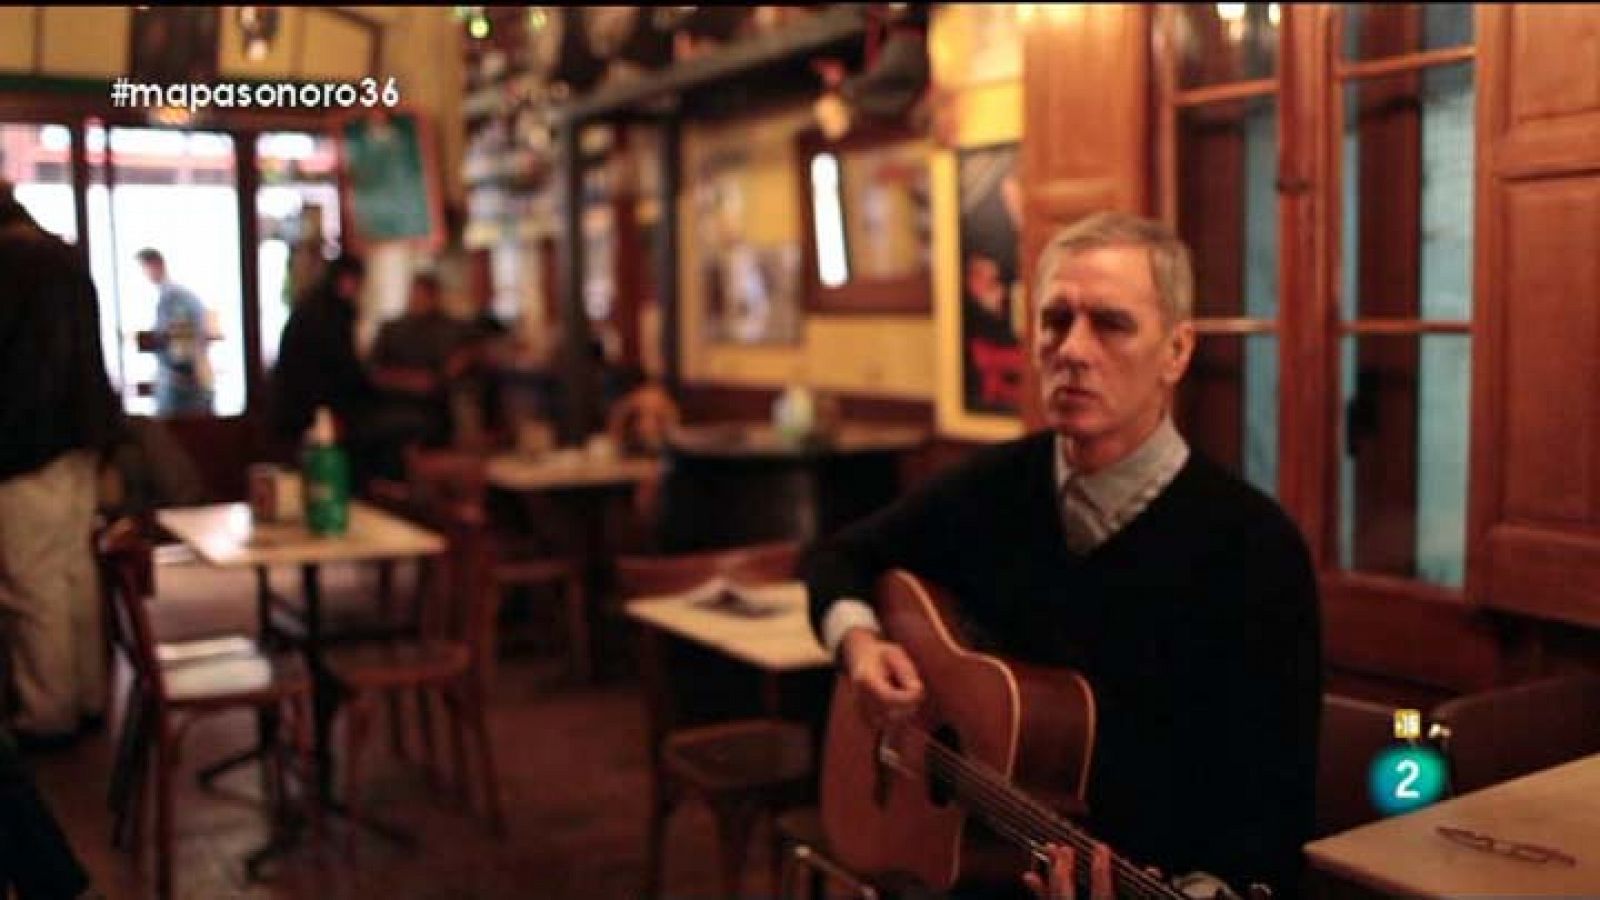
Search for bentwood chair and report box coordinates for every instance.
[324,496,507,848]
[403,446,591,683]
[615,541,814,899]
[97,521,314,900]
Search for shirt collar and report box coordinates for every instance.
[1054,416,1189,518]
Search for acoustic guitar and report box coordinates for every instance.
[820,570,1266,899]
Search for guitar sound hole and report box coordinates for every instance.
[927,725,963,807]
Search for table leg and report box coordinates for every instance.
[762,673,783,719]
[301,563,336,805]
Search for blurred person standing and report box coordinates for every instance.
[266,252,377,481]
[135,248,216,416]
[0,181,125,748]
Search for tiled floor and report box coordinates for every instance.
[28,560,792,900]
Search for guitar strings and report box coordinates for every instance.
[922,744,1174,900]
[913,732,1180,899]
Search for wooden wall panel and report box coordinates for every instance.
[1470,5,1600,629]
[1019,4,1151,428]
[1508,5,1600,124]
[1499,178,1600,523]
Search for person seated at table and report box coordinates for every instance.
[365,272,475,474]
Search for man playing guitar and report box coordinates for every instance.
[805,212,1322,899]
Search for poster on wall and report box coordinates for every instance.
[957,142,1024,417]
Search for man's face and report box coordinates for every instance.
[140,260,163,285]
[1034,245,1194,453]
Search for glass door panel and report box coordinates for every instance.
[256,131,341,369]
[86,124,245,418]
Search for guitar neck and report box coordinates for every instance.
[920,736,1187,900]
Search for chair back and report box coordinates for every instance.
[407,492,502,686]
[1315,694,1396,837]
[1429,672,1600,795]
[614,541,800,599]
[405,446,489,511]
[95,519,166,703]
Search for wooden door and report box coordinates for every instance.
[1018,4,1152,428]
[1469,5,1600,627]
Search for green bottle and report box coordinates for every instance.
[302,407,350,536]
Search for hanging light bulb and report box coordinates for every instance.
[236,6,279,62]
[1216,3,1248,23]
[469,15,491,40]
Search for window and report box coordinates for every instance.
[1335,5,1474,589]
[1160,3,1282,499]
[1155,4,1477,596]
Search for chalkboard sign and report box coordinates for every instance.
[338,111,441,249]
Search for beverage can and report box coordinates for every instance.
[248,464,279,524]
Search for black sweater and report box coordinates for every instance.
[805,431,1322,897]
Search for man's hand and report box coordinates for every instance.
[1021,842,1114,900]
[839,629,925,726]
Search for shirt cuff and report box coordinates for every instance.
[820,598,883,659]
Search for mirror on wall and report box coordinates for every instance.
[796,127,932,313]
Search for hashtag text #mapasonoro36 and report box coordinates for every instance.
[109,78,401,111]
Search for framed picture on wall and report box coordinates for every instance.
[336,110,444,252]
[695,146,803,345]
[956,142,1025,418]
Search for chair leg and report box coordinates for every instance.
[463,683,505,835]
[123,712,151,857]
[643,776,678,900]
[565,572,591,683]
[417,686,439,789]
[711,797,760,900]
[341,694,376,858]
[154,730,176,900]
[113,696,151,850]
[446,690,470,808]
[386,690,406,761]
[108,677,141,812]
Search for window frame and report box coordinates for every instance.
[1152,3,1481,607]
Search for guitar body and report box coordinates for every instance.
[822,570,1098,891]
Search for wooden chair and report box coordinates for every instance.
[615,541,815,899]
[1428,672,1600,796]
[97,520,314,900]
[404,446,591,683]
[324,497,507,849]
